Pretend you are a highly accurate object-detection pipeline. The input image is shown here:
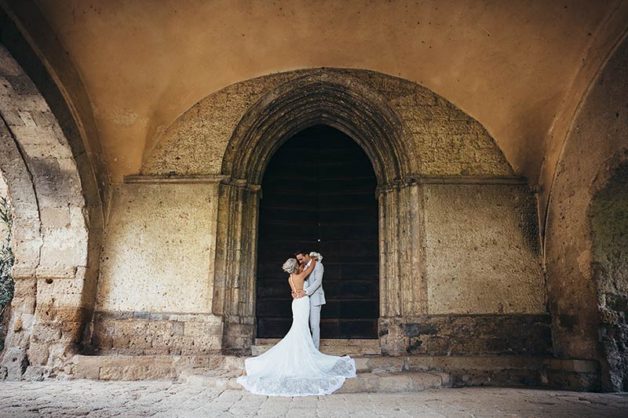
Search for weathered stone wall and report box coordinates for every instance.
[96,183,217,313]
[0,174,8,247]
[379,314,551,357]
[92,182,221,353]
[425,184,544,315]
[0,45,87,279]
[88,69,548,356]
[377,179,547,356]
[0,44,92,379]
[91,311,222,355]
[545,34,628,391]
[590,162,628,391]
[143,69,512,178]
[0,174,10,352]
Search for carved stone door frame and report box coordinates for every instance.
[213,71,419,353]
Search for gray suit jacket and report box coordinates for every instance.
[304,261,326,306]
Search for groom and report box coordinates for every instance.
[294,250,326,349]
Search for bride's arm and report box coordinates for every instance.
[292,260,316,297]
[295,259,316,281]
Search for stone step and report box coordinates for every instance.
[178,368,450,393]
[337,371,449,393]
[211,354,552,388]
[252,338,381,356]
[67,354,243,381]
[221,354,547,374]
[178,368,243,390]
[67,353,598,389]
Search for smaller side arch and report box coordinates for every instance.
[0,42,97,379]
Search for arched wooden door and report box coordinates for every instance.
[256,125,379,339]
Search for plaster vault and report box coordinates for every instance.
[0,1,625,394]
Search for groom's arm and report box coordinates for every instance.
[303,264,324,295]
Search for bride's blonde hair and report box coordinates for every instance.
[282,258,298,274]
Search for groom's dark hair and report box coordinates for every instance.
[294,250,308,257]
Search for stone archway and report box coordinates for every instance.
[214,71,417,353]
[0,40,101,379]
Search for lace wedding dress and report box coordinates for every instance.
[237,295,356,396]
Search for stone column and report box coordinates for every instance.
[212,179,260,354]
[378,181,428,355]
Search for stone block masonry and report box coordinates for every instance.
[90,311,223,355]
[379,314,552,357]
[0,44,92,380]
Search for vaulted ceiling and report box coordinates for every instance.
[4,0,628,187]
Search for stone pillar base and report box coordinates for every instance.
[222,318,254,355]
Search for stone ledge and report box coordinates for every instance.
[178,368,450,393]
[337,371,449,393]
[66,354,226,381]
[124,174,228,184]
[545,358,600,374]
[405,175,528,185]
[93,311,221,322]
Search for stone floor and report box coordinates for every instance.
[1,381,628,417]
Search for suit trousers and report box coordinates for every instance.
[309,303,322,349]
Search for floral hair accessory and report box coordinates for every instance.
[309,252,323,262]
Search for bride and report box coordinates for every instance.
[237,255,356,396]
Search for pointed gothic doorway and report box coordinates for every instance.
[256,125,379,339]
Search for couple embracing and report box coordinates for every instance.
[237,251,356,396]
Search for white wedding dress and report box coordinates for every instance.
[237,294,356,396]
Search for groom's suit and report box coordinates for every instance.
[303,260,325,349]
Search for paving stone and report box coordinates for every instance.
[2,379,627,417]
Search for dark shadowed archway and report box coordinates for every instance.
[256,125,379,339]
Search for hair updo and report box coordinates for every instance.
[282,258,298,274]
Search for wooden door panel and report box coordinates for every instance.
[258,318,379,339]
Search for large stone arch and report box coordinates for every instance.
[214,72,415,351]
[0,38,101,379]
[221,71,411,185]
[202,69,534,354]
